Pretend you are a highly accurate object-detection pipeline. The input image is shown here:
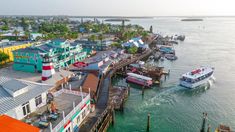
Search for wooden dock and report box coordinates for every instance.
[79,49,154,132]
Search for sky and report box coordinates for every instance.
[1,0,235,16]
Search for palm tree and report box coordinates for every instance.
[13,30,19,41]
[89,34,97,42]
[98,34,104,43]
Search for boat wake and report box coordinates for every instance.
[141,86,182,108]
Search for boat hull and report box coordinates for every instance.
[126,77,152,87]
[180,74,214,89]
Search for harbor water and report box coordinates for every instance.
[108,17,235,132]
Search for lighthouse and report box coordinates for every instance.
[41,55,55,81]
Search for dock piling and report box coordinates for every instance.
[207,124,211,132]
[142,86,145,96]
[112,108,115,125]
[147,113,150,131]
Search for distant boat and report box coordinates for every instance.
[181,18,203,21]
[179,67,214,89]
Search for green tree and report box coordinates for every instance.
[21,17,29,31]
[98,34,104,43]
[89,34,97,42]
[1,25,9,31]
[0,52,9,65]
[111,42,122,48]
[13,30,19,40]
[128,46,138,54]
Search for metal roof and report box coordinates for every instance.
[0,76,52,114]
[1,79,27,92]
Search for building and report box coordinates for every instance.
[0,41,32,62]
[13,39,87,73]
[122,37,149,49]
[75,39,113,51]
[30,33,43,41]
[0,76,91,132]
[0,115,40,132]
[0,76,51,120]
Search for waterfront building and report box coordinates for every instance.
[122,37,149,49]
[0,76,91,132]
[13,39,87,73]
[30,33,43,41]
[75,39,113,51]
[0,115,40,132]
[0,76,51,120]
[0,41,32,62]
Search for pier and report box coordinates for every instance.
[79,49,154,132]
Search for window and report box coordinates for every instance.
[82,110,86,119]
[35,95,42,106]
[65,127,71,132]
[77,116,80,124]
[22,102,30,116]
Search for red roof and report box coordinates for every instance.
[0,115,40,132]
[82,72,99,95]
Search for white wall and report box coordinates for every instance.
[5,92,48,120]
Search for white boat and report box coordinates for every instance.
[179,67,214,89]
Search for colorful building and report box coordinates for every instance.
[13,39,87,73]
[0,41,32,63]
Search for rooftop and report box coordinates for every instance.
[82,72,99,96]
[0,115,40,132]
[182,67,214,79]
[27,89,90,132]
[0,76,52,114]
[0,41,31,48]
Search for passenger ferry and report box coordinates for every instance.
[126,73,153,87]
[180,67,214,89]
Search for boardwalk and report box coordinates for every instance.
[79,49,153,132]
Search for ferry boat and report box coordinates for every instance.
[180,67,214,89]
[126,73,153,87]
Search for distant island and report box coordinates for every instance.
[105,18,130,22]
[181,18,203,21]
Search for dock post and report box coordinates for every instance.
[147,113,150,131]
[207,124,211,132]
[128,86,130,96]
[120,99,124,112]
[200,112,207,132]
[142,86,144,96]
[112,107,115,125]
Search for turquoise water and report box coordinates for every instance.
[108,17,235,132]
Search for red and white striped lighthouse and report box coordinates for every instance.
[42,62,55,81]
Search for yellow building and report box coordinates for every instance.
[0,42,32,62]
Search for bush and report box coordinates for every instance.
[128,46,138,54]
[0,52,9,64]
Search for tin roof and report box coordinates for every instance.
[0,115,40,132]
[0,76,51,114]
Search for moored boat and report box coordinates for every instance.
[126,73,153,87]
[180,67,214,89]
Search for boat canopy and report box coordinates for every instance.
[182,67,213,79]
[127,73,152,81]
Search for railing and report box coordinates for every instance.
[52,90,90,132]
